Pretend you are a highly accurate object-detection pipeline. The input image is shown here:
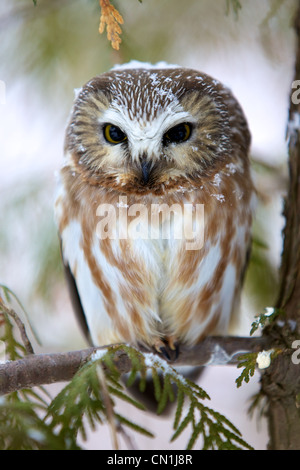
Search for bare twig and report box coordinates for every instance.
[96,363,119,450]
[0,297,34,355]
[2,307,34,355]
[115,421,138,450]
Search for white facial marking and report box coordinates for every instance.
[100,103,193,162]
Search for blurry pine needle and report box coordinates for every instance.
[0,283,41,348]
[226,0,242,17]
[0,180,63,305]
[243,158,283,309]
[246,230,279,308]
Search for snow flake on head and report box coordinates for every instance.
[211,193,226,203]
[225,162,237,175]
[106,66,186,124]
[111,60,181,72]
[212,173,222,187]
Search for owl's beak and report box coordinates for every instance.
[140,157,152,185]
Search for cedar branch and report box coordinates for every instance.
[0,335,271,396]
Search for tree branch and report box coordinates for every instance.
[276,3,300,329]
[0,335,271,397]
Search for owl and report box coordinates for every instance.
[55,61,255,361]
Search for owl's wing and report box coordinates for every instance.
[241,238,252,287]
[59,236,93,346]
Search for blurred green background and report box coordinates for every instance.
[0,0,297,449]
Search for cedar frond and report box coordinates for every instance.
[235,352,257,388]
[250,307,284,336]
[226,0,242,16]
[99,0,124,50]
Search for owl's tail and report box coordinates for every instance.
[122,366,204,415]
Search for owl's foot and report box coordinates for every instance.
[153,337,179,362]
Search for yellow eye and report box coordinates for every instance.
[103,124,127,144]
[164,123,192,145]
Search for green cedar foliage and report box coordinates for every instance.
[235,307,284,388]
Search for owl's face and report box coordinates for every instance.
[65,64,249,195]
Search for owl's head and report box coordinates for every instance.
[65,62,250,195]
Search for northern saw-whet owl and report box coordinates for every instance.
[55,61,255,360]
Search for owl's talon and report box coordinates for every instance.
[153,338,180,362]
[167,337,176,350]
[166,336,180,360]
[158,346,171,361]
[174,343,180,360]
[166,336,180,354]
[153,340,170,359]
